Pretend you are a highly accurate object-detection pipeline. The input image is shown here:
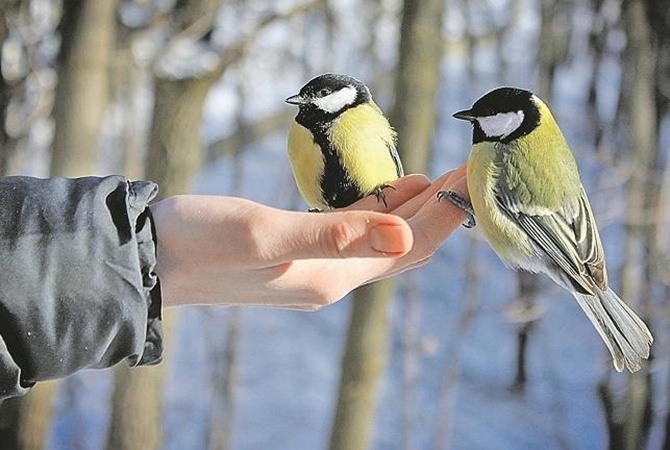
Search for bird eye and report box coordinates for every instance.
[318,88,329,97]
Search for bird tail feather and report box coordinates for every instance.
[573,288,653,373]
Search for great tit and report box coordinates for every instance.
[285,73,403,211]
[441,87,653,372]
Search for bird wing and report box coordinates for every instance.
[387,141,404,177]
[496,185,607,295]
[368,100,403,177]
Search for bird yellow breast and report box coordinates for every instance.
[287,121,327,210]
[329,103,400,194]
[287,102,400,210]
[467,142,537,265]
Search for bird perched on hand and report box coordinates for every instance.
[441,87,653,372]
[285,73,403,211]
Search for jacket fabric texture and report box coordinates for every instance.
[0,176,162,400]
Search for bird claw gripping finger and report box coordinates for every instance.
[437,190,476,228]
[373,184,396,209]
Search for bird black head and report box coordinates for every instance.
[286,74,371,128]
[452,87,541,144]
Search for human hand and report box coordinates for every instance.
[151,166,467,310]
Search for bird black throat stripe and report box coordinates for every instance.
[309,126,364,209]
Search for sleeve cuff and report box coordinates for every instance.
[0,176,165,399]
[125,180,163,366]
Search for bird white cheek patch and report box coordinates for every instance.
[314,86,357,113]
[478,111,525,139]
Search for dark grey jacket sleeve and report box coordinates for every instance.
[0,176,162,399]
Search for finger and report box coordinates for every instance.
[379,169,468,276]
[344,174,431,213]
[438,163,469,200]
[405,174,468,254]
[392,165,468,219]
[275,169,470,286]
[257,209,414,265]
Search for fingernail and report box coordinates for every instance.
[370,224,409,254]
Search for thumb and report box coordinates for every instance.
[267,210,413,263]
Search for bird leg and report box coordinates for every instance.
[372,184,396,209]
[437,190,476,228]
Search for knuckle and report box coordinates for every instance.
[322,221,357,258]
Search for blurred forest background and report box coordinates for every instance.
[0,0,668,449]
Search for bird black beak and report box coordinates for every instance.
[452,109,477,122]
[285,94,308,105]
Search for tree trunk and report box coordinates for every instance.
[104,57,217,450]
[511,272,538,392]
[50,0,118,176]
[203,78,253,450]
[104,73,217,450]
[327,281,395,450]
[106,2,324,447]
[587,0,608,155]
[105,363,168,450]
[0,0,18,175]
[0,381,59,450]
[328,1,444,449]
[391,0,444,433]
[206,309,240,450]
[511,0,561,393]
[144,77,213,198]
[0,2,118,449]
[390,0,444,175]
[105,0,227,446]
[619,1,657,448]
[433,236,480,450]
[602,1,657,449]
[654,7,670,449]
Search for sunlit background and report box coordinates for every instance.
[0,0,668,449]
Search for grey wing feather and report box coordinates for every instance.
[572,187,608,288]
[388,141,404,177]
[496,186,607,295]
[497,184,652,373]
